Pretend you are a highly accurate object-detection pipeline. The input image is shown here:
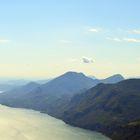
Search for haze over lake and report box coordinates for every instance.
[0,105,110,140]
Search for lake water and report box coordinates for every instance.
[0,105,110,140]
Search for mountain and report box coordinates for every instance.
[1,79,31,86]
[101,74,124,84]
[36,79,52,84]
[0,84,18,92]
[88,75,97,79]
[0,82,40,106]
[0,79,32,92]
[0,72,131,139]
[111,119,140,140]
[41,71,100,96]
[62,79,140,140]
[89,74,124,84]
[0,72,100,116]
[0,74,123,92]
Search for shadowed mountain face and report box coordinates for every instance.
[62,79,140,139]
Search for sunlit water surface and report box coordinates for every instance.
[0,105,110,140]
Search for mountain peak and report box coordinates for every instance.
[110,74,124,78]
[64,71,85,77]
[107,74,124,80]
[101,74,124,84]
[41,71,98,96]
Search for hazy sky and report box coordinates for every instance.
[0,0,140,78]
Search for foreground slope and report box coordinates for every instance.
[62,79,140,139]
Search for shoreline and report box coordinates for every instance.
[0,104,111,140]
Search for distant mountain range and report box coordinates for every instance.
[0,72,124,115]
[0,72,99,115]
[0,84,18,92]
[0,73,124,92]
[0,79,31,91]
[0,79,52,91]
[0,71,139,140]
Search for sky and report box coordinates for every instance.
[0,0,140,78]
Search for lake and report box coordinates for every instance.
[0,105,110,140]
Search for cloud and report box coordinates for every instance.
[0,39,9,43]
[59,40,71,44]
[107,37,140,43]
[88,28,99,33]
[123,38,140,43]
[131,30,140,34]
[82,56,93,64]
[107,37,121,42]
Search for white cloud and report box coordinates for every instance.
[107,37,140,43]
[59,40,71,44]
[107,37,121,42]
[88,28,99,33]
[82,56,93,64]
[131,30,140,34]
[113,38,121,42]
[123,38,140,43]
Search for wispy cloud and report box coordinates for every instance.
[131,30,140,34]
[123,38,140,43]
[0,39,9,43]
[59,40,71,44]
[107,37,121,42]
[88,28,100,33]
[82,56,93,64]
[107,37,140,43]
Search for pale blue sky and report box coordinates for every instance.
[0,0,140,78]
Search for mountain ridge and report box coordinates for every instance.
[0,71,135,140]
